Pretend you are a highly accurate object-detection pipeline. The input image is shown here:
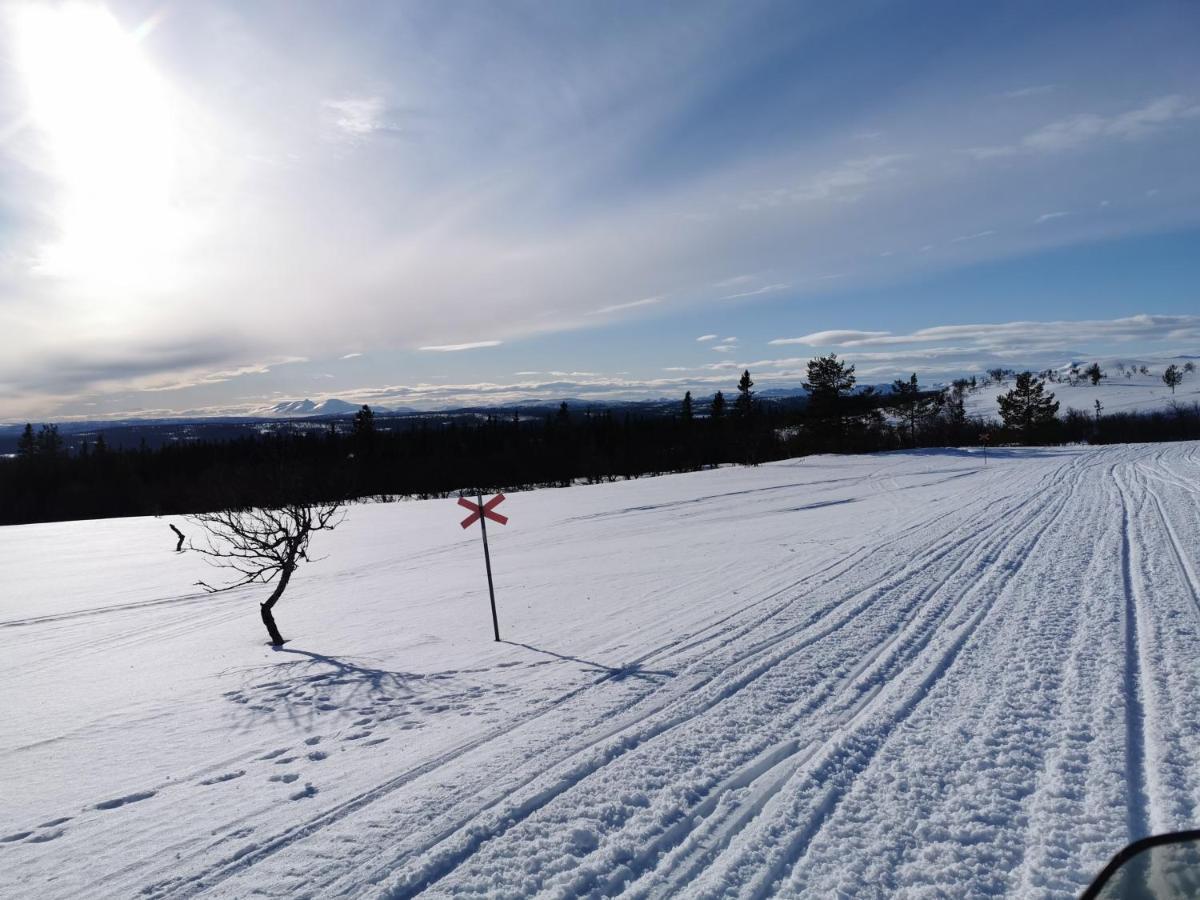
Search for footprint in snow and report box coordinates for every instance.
[342,731,372,741]
[273,756,298,765]
[1,832,32,843]
[307,751,328,761]
[199,771,244,786]
[38,818,71,828]
[269,773,299,784]
[289,783,318,801]
[362,737,389,747]
[94,790,156,811]
[304,736,322,746]
[258,748,289,760]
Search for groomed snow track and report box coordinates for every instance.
[2,443,1199,898]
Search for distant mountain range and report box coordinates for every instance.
[259,398,382,417]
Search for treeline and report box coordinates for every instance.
[2,356,1198,525]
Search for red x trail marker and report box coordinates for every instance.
[456,493,509,641]
[458,493,508,529]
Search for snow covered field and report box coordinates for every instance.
[963,366,1199,419]
[3,442,1200,898]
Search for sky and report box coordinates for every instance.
[0,0,1198,420]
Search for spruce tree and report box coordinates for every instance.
[734,370,754,419]
[1085,362,1104,386]
[710,391,726,419]
[17,423,35,458]
[997,372,1059,441]
[681,391,694,422]
[1162,364,1183,394]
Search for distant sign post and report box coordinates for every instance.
[980,432,990,466]
[458,493,508,641]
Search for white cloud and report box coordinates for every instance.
[770,315,1200,350]
[696,334,719,342]
[418,341,503,352]
[951,230,996,242]
[340,352,363,359]
[971,95,1200,158]
[722,283,790,301]
[1003,84,1057,99]
[1036,211,1070,224]
[589,295,663,315]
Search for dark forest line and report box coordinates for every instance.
[3,362,1199,526]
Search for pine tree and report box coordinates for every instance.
[1085,362,1104,386]
[803,354,856,415]
[710,391,726,419]
[36,424,63,458]
[1162,364,1183,394]
[17,423,35,458]
[681,391,694,422]
[734,370,754,419]
[888,373,939,445]
[997,372,1060,441]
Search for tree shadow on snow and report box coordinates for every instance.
[503,641,675,685]
[220,646,488,730]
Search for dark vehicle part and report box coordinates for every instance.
[1081,830,1200,899]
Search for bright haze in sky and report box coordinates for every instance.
[0,0,1198,420]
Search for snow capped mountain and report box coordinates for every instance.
[259,399,382,417]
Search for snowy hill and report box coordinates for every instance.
[3,443,1200,897]
[259,398,383,417]
[962,359,1199,420]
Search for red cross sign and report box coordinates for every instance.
[458,493,508,529]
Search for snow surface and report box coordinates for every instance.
[963,368,1200,420]
[3,443,1200,898]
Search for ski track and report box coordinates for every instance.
[3,444,1200,899]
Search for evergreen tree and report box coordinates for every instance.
[17,423,35,458]
[681,391,694,422]
[803,354,856,414]
[997,372,1060,441]
[1085,362,1104,386]
[710,391,726,419]
[557,401,570,424]
[1184,362,1196,374]
[734,370,755,419]
[36,424,63,458]
[1162,364,1183,394]
[888,373,939,445]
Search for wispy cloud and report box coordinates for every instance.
[340,352,363,359]
[722,283,790,301]
[951,230,996,243]
[770,314,1200,349]
[696,334,719,342]
[589,295,663,315]
[1036,211,1071,224]
[418,341,503,352]
[1003,84,1057,99]
[970,95,1200,158]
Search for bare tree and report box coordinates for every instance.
[189,503,343,645]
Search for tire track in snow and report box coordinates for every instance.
[718,454,1088,900]
[380,459,1078,898]
[138,456,1060,898]
[1135,464,1200,621]
[1114,466,1152,841]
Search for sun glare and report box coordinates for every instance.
[14,2,179,290]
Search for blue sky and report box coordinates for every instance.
[0,0,1198,418]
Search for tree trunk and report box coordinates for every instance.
[260,564,293,646]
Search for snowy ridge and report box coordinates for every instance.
[2,444,1200,897]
